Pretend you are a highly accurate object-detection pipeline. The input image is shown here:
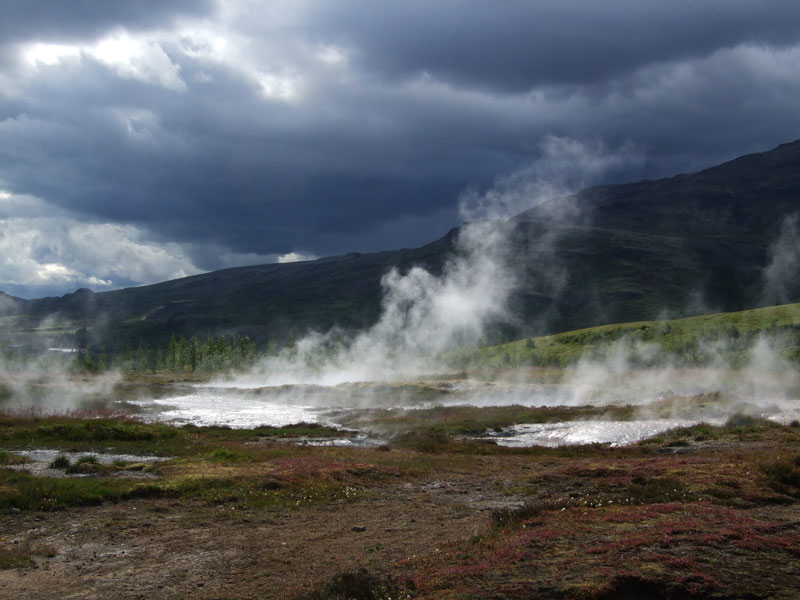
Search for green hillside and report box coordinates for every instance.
[462,303,800,369]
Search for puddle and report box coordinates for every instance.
[295,435,384,448]
[486,418,727,447]
[9,450,170,478]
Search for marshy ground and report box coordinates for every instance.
[1,374,800,599]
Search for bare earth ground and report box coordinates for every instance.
[2,433,800,599]
[1,457,517,599]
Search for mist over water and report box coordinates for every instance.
[0,355,122,414]
[126,140,800,443]
[214,137,613,389]
[218,218,515,388]
[3,138,799,446]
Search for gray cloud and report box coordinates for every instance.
[1,0,800,297]
[0,0,215,43]
[311,0,800,91]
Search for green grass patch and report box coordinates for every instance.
[0,450,27,466]
[64,455,107,474]
[760,455,800,498]
[647,415,781,447]
[251,423,345,438]
[453,302,800,369]
[0,548,33,570]
[205,448,254,463]
[351,404,637,440]
[0,415,184,455]
[0,414,345,458]
[0,469,133,511]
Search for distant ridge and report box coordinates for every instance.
[4,140,800,352]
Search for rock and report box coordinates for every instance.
[351,525,366,532]
[10,507,20,515]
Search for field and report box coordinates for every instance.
[2,304,800,598]
[1,397,800,599]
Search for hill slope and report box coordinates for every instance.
[3,140,800,353]
[464,302,800,369]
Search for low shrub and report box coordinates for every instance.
[0,450,26,466]
[33,419,177,443]
[297,568,413,600]
[206,448,253,462]
[49,455,70,469]
[0,470,130,511]
[761,456,800,498]
[65,455,103,474]
[627,476,687,503]
[491,499,572,527]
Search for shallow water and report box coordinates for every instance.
[488,418,726,447]
[120,373,800,446]
[14,449,170,465]
[9,449,170,478]
[129,393,323,429]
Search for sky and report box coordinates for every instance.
[2,0,800,299]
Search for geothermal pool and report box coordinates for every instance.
[123,373,800,447]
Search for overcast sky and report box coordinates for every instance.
[2,0,800,298]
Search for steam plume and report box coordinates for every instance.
[232,137,633,386]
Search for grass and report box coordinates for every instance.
[454,302,800,369]
[0,415,183,455]
[626,476,686,504]
[342,404,638,439]
[0,413,409,513]
[0,469,134,511]
[641,414,782,446]
[0,451,393,512]
[2,409,800,598]
[0,413,345,456]
[761,455,800,498]
[48,455,70,469]
[0,450,28,466]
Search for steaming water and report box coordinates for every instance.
[14,449,169,465]
[130,393,321,429]
[129,380,572,429]
[124,374,800,446]
[488,418,726,448]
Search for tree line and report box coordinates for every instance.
[76,334,258,373]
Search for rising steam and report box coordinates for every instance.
[228,137,630,387]
[231,218,516,386]
[762,213,800,307]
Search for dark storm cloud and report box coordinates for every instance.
[311,0,800,91]
[0,0,215,43]
[2,0,800,297]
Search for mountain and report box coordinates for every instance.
[507,140,800,333]
[3,237,456,352]
[3,140,800,353]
